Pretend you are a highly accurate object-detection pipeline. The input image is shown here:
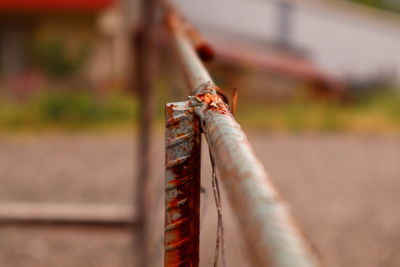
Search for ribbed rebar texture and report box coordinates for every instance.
[165,101,201,267]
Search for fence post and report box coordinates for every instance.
[134,0,158,266]
[165,101,201,267]
[277,0,293,48]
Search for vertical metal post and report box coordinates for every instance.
[135,0,158,266]
[277,0,293,48]
[165,101,201,267]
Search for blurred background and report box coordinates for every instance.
[1,0,400,266]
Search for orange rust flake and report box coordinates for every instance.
[193,90,230,116]
[166,104,181,128]
[194,92,225,108]
[166,104,176,118]
[194,92,215,104]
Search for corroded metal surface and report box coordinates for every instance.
[165,9,214,91]
[193,90,320,267]
[165,101,201,267]
[164,5,321,267]
[163,3,215,62]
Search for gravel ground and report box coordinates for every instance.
[0,132,399,267]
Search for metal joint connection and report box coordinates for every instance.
[164,4,321,267]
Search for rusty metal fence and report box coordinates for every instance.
[0,2,323,267]
[163,5,321,267]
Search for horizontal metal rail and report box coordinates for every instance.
[165,7,320,267]
[0,202,134,228]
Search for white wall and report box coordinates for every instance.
[175,0,400,81]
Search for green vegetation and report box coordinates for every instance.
[343,0,400,13]
[1,88,400,134]
[33,39,89,78]
[0,90,138,131]
[237,90,400,134]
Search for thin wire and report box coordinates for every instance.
[201,186,207,227]
[209,151,227,267]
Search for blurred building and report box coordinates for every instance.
[0,0,138,90]
[176,0,400,85]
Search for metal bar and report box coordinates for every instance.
[277,0,293,48]
[165,101,201,267]
[165,8,321,267]
[135,0,158,266]
[165,10,214,91]
[184,22,215,61]
[0,202,133,228]
[198,105,319,267]
[164,3,342,94]
[162,1,215,61]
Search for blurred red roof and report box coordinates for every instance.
[0,0,114,12]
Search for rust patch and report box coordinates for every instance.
[165,4,215,62]
[231,88,238,116]
[195,43,214,61]
[165,104,201,267]
[176,132,186,137]
[166,104,181,128]
[164,10,181,35]
[191,85,230,116]
[194,92,220,105]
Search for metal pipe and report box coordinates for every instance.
[165,10,213,91]
[163,2,215,62]
[165,101,201,267]
[198,106,319,267]
[0,202,133,228]
[165,8,321,267]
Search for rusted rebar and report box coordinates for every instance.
[165,101,201,267]
[164,6,321,267]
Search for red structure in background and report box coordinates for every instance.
[0,0,114,12]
